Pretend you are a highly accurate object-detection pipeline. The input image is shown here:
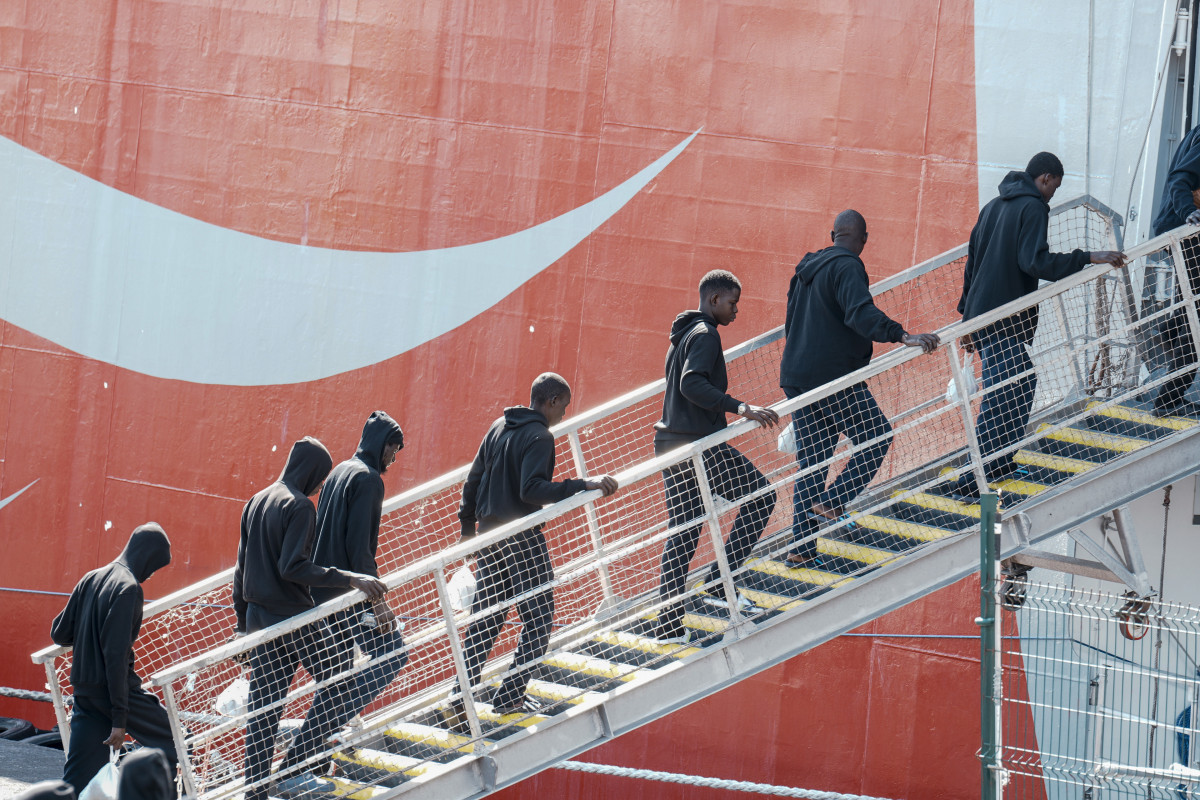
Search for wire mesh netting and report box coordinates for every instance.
[38,198,1200,800]
[998,580,1200,800]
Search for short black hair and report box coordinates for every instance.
[1025,152,1065,180]
[833,209,866,237]
[530,372,571,406]
[698,270,741,299]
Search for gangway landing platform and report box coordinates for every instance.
[32,198,1200,800]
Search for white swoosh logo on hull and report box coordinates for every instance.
[0,480,38,513]
[0,130,699,386]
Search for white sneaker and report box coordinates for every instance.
[655,629,693,645]
[700,591,756,614]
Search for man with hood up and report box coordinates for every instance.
[456,373,618,716]
[953,153,1125,496]
[1149,126,1200,416]
[653,270,779,644]
[118,748,175,800]
[312,411,408,721]
[780,210,940,566]
[50,523,175,797]
[233,437,387,800]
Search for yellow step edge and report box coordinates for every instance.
[737,587,804,612]
[332,748,427,778]
[1086,400,1197,431]
[527,679,600,706]
[542,651,638,682]
[328,778,389,798]
[643,609,730,634]
[816,536,901,566]
[854,514,957,543]
[383,721,475,754]
[478,708,552,727]
[749,557,854,587]
[1013,449,1097,474]
[590,629,702,659]
[1036,423,1148,453]
[937,465,1047,497]
[893,491,981,518]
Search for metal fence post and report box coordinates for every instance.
[434,567,485,744]
[566,430,615,603]
[977,492,1001,800]
[162,682,200,798]
[948,341,989,495]
[690,453,744,632]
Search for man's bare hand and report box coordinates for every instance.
[1091,250,1128,269]
[585,476,619,496]
[1188,209,1200,226]
[740,405,780,428]
[104,727,126,749]
[960,334,975,354]
[350,574,387,601]
[373,603,398,633]
[901,332,940,354]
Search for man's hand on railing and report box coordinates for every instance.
[1188,209,1200,226]
[585,476,620,496]
[350,574,388,601]
[901,332,940,354]
[1091,250,1128,269]
[227,632,250,664]
[738,404,780,428]
[373,602,398,633]
[959,334,974,354]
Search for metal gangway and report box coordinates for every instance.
[32,197,1200,800]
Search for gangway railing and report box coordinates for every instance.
[36,196,1194,800]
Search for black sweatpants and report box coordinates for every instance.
[63,689,178,797]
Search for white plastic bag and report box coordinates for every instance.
[777,421,797,455]
[214,675,250,717]
[448,565,477,613]
[79,749,120,800]
[945,352,979,404]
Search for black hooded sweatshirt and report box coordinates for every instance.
[50,523,171,729]
[1153,125,1200,236]
[653,310,743,452]
[458,407,588,537]
[232,437,353,632]
[311,411,404,605]
[779,245,906,392]
[12,781,74,800]
[118,747,175,800]
[958,170,1091,344]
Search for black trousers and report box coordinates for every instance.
[244,605,355,800]
[1154,247,1200,409]
[64,689,178,797]
[657,442,775,638]
[461,527,555,709]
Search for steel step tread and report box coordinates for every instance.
[892,491,982,519]
[1086,400,1197,432]
[1035,422,1149,454]
[1013,449,1098,474]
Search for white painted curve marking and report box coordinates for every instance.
[0,480,38,513]
[0,131,699,386]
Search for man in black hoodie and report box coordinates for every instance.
[457,373,618,715]
[653,270,780,643]
[954,153,1125,495]
[1150,126,1200,416]
[233,437,387,800]
[51,523,175,797]
[312,411,408,721]
[780,210,940,565]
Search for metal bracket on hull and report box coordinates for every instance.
[1008,505,1152,595]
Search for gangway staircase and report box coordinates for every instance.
[32,198,1200,800]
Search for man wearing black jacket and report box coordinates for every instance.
[653,270,780,643]
[781,211,940,564]
[1150,126,1200,416]
[955,153,1125,495]
[233,437,387,800]
[51,523,175,796]
[312,411,408,721]
[457,373,618,715]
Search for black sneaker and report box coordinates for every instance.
[1154,399,1200,418]
[441,699,469,734]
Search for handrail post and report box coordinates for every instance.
[947,341,989,495]
[1050,295,1087,399]
[434,567,485,745]
[162,682,200,798]
[978,492,1001,800]
[42,660,71,752]
[566,430,615,603]
[690,453,745,633]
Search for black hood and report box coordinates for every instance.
[796,246,857,286]
[118,747,175,800]
[355,410,405,471]
[996,170,1046,204]
[503,406,550,430]
[117,522,171,583]
[13,781,74,800]
[280,436,333,496]
[669,310,712,344]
